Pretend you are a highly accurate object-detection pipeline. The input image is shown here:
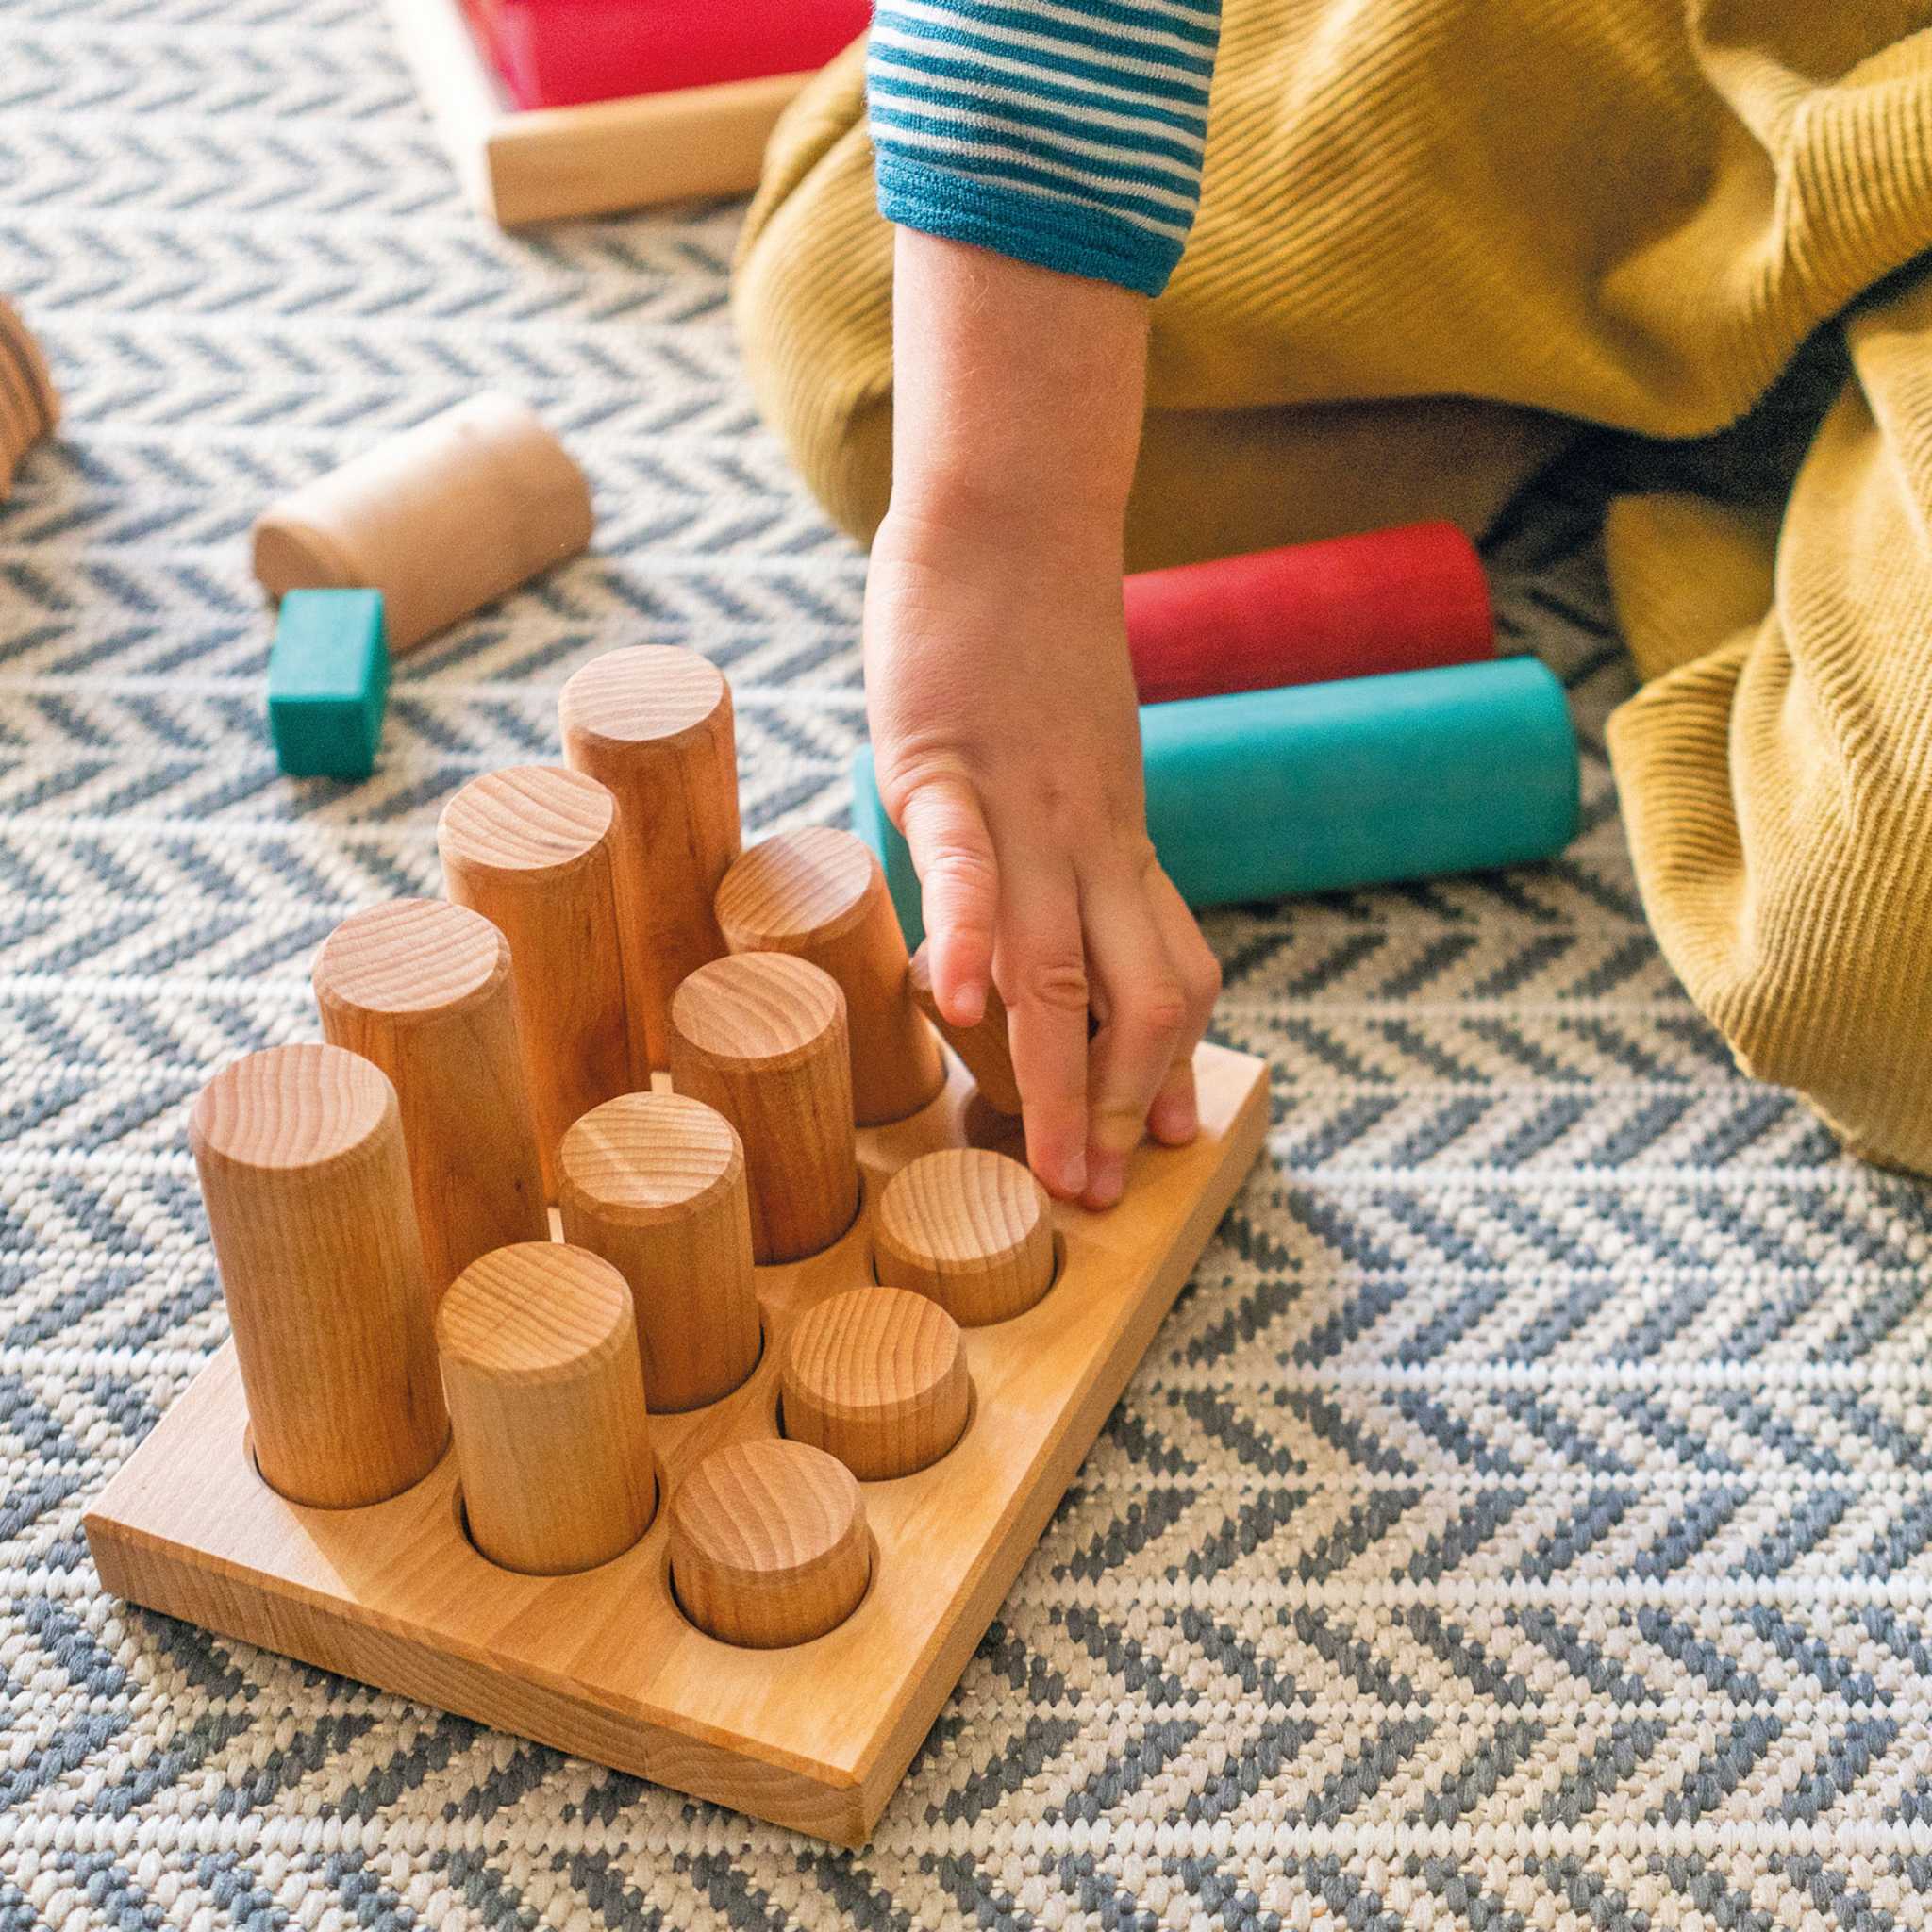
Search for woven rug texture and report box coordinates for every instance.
[7,0,1932,1924]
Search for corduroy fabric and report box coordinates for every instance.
[733,0,1932,1176]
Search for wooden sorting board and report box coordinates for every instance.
[85,1042,1268,1846]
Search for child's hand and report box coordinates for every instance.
[863,231,1220,1209]
[866,500,1219,1209]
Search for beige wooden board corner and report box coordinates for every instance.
[378,0,814,226]
[84,1042,1268,1846]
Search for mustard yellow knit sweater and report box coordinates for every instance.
[734,0,1932,1175]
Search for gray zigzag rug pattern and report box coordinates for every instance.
[8,0,1932,1923]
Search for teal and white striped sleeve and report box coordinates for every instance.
[864,0,1222,299]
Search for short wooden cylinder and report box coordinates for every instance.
[437,764,633,1197]
[716,828,943,1127]
[437,1242,656,1576]
[669,1440,869,1649]
[558,645,741,1076]
[251,393,592,654]
[313,897,548,1302]
[874,1148,1056,1327]
[557,1092,762,1412]
[190,1043,447,1509]
[667,952,858,1264]
[909,941,1023,1116]
[781,1286,969,1480]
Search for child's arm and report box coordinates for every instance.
[860,0,1224,1208]
[864,229,1219,1210]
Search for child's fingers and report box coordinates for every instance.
[993,855,1091,1202]
[897,774,998,1027]
[1142,865,1220,1146]
[1078,861,1191,1209]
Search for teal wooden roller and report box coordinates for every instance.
[850,656,1580,948]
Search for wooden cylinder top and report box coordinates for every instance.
[558,1091,742,1227]
[191,1041,395,1175]
[313,896,508,1018]
[782,1286,969,1480]
[669,1439,868,1647]
[874,1148,1056,1326]
[876,1148,1048,1267]
[558,645,727,753]
[715,827,876,950]
[670,951,844,1072]
[437,765,614,883]
[437,1241,634,1382]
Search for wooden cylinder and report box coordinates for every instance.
[557,1092,762,1412]
[437,764,633,1197]
[313,897,548,1301]
[437,1242,656,1575]
[874,1148,1056,1326]
[716,828,942,1126]
[908,941,1022,1116]
[251,393,592,654]
[0,298,58,506]
[190,1043,447,1509]
[669,1440,869,1648]
[558,645,741,1076]
[667,952,858,1263]
[781,1286,969,1480]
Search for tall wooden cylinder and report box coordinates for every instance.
[558,645,741,1075]
[557,1092,762,1412]
[716,827,942,1126]
[437,764,633,1197]
[251,393,592,654]
[437,1243,656,1575]
[313,897,548,1301]
[668,953,858,1263]
[669,1440,869,1648]
[190,1043,447,1509]
[874,1148,1057,1326]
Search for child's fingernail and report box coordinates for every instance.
[1084,1152,1124,1208]
[1059,1150,1088,1198]
[1151,1095,1198,1144]
[954,983,986,1026]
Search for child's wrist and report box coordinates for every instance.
[878,484,1126,578]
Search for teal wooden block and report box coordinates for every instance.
[852,656,1580,948]
[268,590,389,779]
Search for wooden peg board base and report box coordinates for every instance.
[85,1043,1267,1846]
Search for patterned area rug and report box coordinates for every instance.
[8,0,1932,1923]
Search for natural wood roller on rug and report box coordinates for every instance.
[83,642,1272,1845]
[0,298,58,504]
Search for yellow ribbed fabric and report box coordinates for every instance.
[734,1,1932,1174]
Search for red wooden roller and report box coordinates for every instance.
[1124,521,1493,706]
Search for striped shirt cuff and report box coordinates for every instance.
[866,0,1220,299]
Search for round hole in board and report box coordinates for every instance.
[959,1091,1027,1160]
[661,1528,882,1651]
[751,1162,871,1269]
[867,1230,1068,1313]
[449,1449,667,1578]
[647,1310,770,1419]
[243,1421,452,1511]
[776,1374,979,1483]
